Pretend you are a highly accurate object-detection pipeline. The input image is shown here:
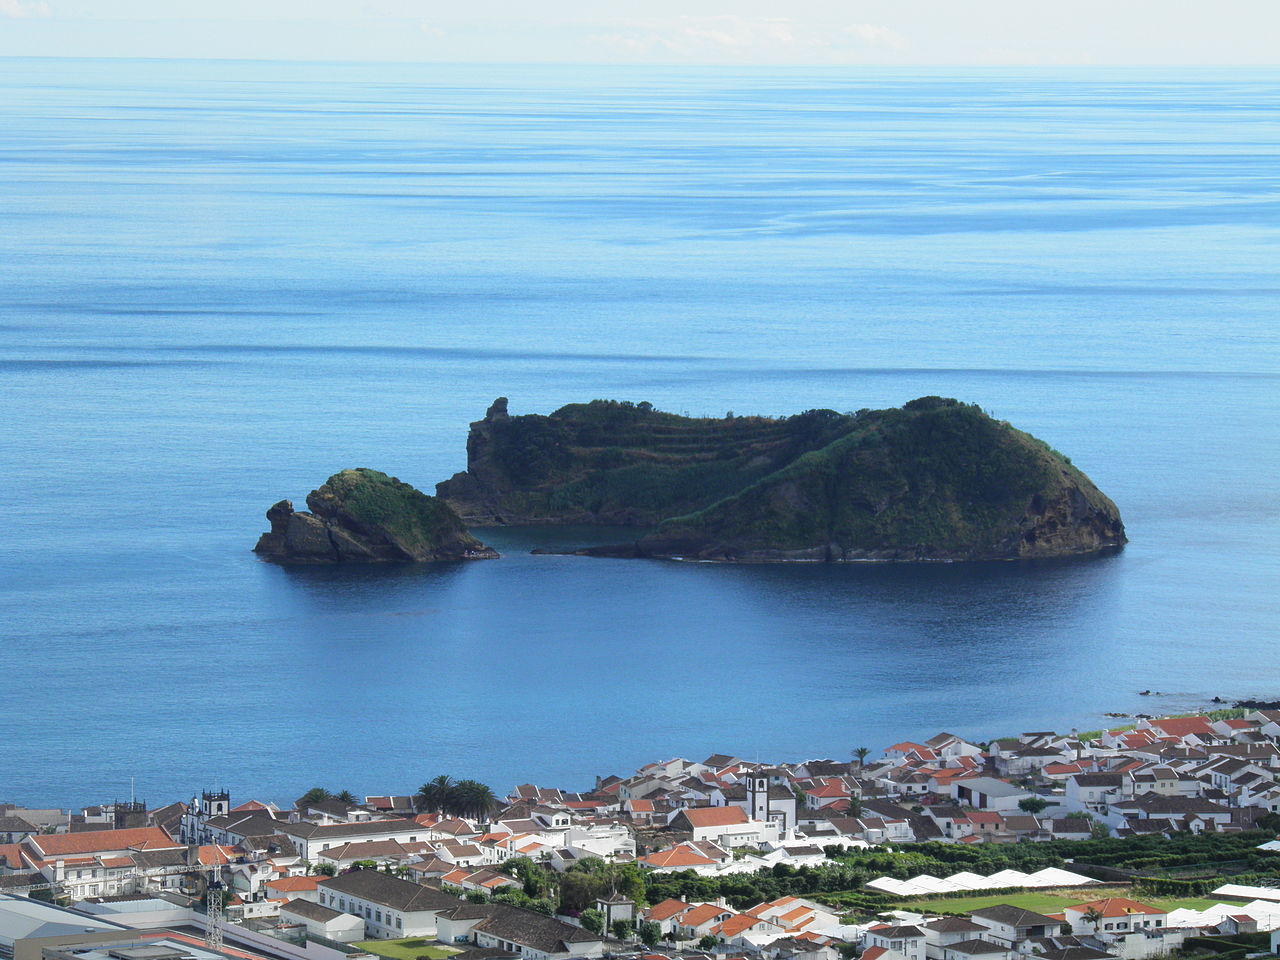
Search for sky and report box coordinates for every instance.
[0,0,1278,65]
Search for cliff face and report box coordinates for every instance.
[438,397,1126,562]
[435,397,854,525]
[254,468,498,563]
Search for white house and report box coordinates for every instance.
[968,906,1063,946]
[863,924,927,960]
[279,898,367,942]
[277,819,428,860]
[670,806,780,848]
[1065,774,1124,813]
[922,917,992,960]
[470,903,607,959]
[1061,899,1167,936]
[316,868,462,939]
[950,778,1033,813]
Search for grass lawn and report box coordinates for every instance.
[894,887,1234,916]
[353,939,459,960]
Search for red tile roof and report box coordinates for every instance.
[1066,898,1166,918]
[29,827,179,856]
[716,915,764,938]
[648,898,692,921]
[680,904,731,928]
[643,845,717,869]
[680,807,749,829]
[266,876,322,892]
[1151,717,1214,739]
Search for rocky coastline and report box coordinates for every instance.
[254,468,498,564]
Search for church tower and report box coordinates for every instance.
[746,773,770,822]
[201,789,230,818]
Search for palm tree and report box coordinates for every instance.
[335,790,357,804]
[853,747,870,769]
[416,775,453,813]
[298,787,332,807]
[1082,906,1104,933]
[451,779,499,819]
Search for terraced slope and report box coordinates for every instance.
[436,397,854,525]
[637,397,1126,561]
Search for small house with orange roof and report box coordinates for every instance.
[264,874,324,903]
[676,903,736,939]
[670,806,779,848]
[711,912,781,945]
[1139,716,1216,747]
[1062,897,1166,935]
[645,898,693,934]
[745,896,841,933]
[638,843,720,873]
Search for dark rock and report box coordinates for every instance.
[254,468,498,564]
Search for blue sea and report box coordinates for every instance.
[2,59,1278,809]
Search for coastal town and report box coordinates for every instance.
[5,710,1280,960]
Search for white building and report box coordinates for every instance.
[316,868,462,939]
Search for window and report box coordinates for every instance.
[376,911,382,923]
[396,918,402,929]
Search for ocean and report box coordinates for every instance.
[1,58,1278,808]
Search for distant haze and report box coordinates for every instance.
[2,0,1279,65]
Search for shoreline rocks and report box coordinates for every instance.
[254,469,498,564]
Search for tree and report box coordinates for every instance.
[1018,797,1049,814]
[311,861,337,876]
[611,919,634,941]
[579,909,604,934]
[416,775,453,814]
[1082,906,1104,932]
[504,856,553,898]
[560,871,604,912]
[451,779,500,820]
[299,787,332,806]
[639,921,662,947]
[336,790,358,804]
[853,747,870,768]
[698,935,718,950]
[349,860,378,872]
[465,889,489,904]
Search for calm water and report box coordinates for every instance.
[2,59,1278,808]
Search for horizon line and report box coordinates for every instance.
[2,53,1278,70]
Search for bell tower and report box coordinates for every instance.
[201,789,230,817]
[747,774,770,822]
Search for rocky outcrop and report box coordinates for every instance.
[439,396,1126,562]
[254,468,498,564]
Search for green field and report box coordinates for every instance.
[352,939,459,960]
[895,887,1229,916]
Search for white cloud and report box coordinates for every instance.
[0,0,50,16]
[844,22,906,51]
